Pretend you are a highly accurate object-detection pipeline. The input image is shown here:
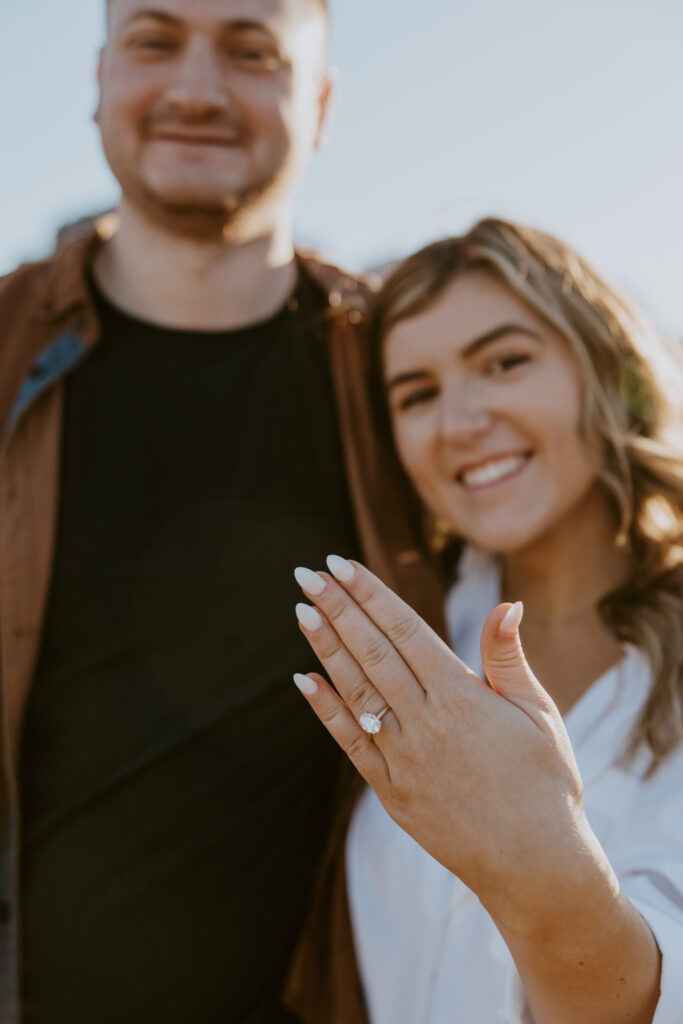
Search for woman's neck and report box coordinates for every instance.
[499,486,632,713]
[500,484,631,625]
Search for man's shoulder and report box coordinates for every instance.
[0,230,97,316]
[0,255,58,366]
[0,251,55,305]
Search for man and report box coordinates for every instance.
[0,1,443,1022]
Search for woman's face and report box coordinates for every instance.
[383,269,601,554]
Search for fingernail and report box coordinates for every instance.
[294,567,326,596]
[295,603,323,631]
[500,601,524,634]
[294,673,318,696]
[326,555,355,583]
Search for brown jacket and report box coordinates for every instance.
[0,227,444,1023]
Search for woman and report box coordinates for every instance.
[291,219,683,1023]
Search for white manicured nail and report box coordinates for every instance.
[500,601,524,634]
[294,567,326,595]
[326,555,356,583]
[295,603,323,631]
[294,673,318,696]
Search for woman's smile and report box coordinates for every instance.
[455,451,533,491]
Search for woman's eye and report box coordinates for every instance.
[487,354,530,376]
[397,387,438,411]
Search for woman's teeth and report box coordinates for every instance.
[459,454,528,489]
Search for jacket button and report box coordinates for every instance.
[0,901,11,924]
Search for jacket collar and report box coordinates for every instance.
[296,250,380,323]
[37,221,110,333]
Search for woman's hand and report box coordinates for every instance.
[293,556,663,1023]
[293,555,605,930]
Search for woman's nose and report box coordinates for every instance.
[438,387,492,445]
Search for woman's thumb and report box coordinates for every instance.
[480,603,548,712]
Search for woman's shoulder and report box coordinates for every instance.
[575,645,683,815]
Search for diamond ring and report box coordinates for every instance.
[359,705,390,735]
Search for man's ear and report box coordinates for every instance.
[93,47,105,125]
[314,69,337,150]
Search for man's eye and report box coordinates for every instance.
[487,354,530,376]
[129,36,176,52]
[228,47,281,71]
[397,387,438,411]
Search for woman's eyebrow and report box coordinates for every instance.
[461,323,540,359]
[386,323,540,391]
[386,369,431,391]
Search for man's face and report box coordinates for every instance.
[98,0,330,234]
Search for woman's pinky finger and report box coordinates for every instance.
[293,672,390,789]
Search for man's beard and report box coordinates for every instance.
[137,172,282,242]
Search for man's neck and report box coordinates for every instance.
[92,200,298,331]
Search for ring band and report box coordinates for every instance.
[359,705,390,735]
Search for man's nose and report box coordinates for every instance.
[165,37,229,116]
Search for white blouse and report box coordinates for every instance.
[347,547,683,1023]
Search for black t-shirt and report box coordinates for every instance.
[20,276,360,1024]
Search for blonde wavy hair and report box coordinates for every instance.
[369,217,683,775]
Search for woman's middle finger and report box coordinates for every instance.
[294,567,426,720]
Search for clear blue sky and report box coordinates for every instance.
[3,0,683,332]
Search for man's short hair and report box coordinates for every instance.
[106,0,328,16]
